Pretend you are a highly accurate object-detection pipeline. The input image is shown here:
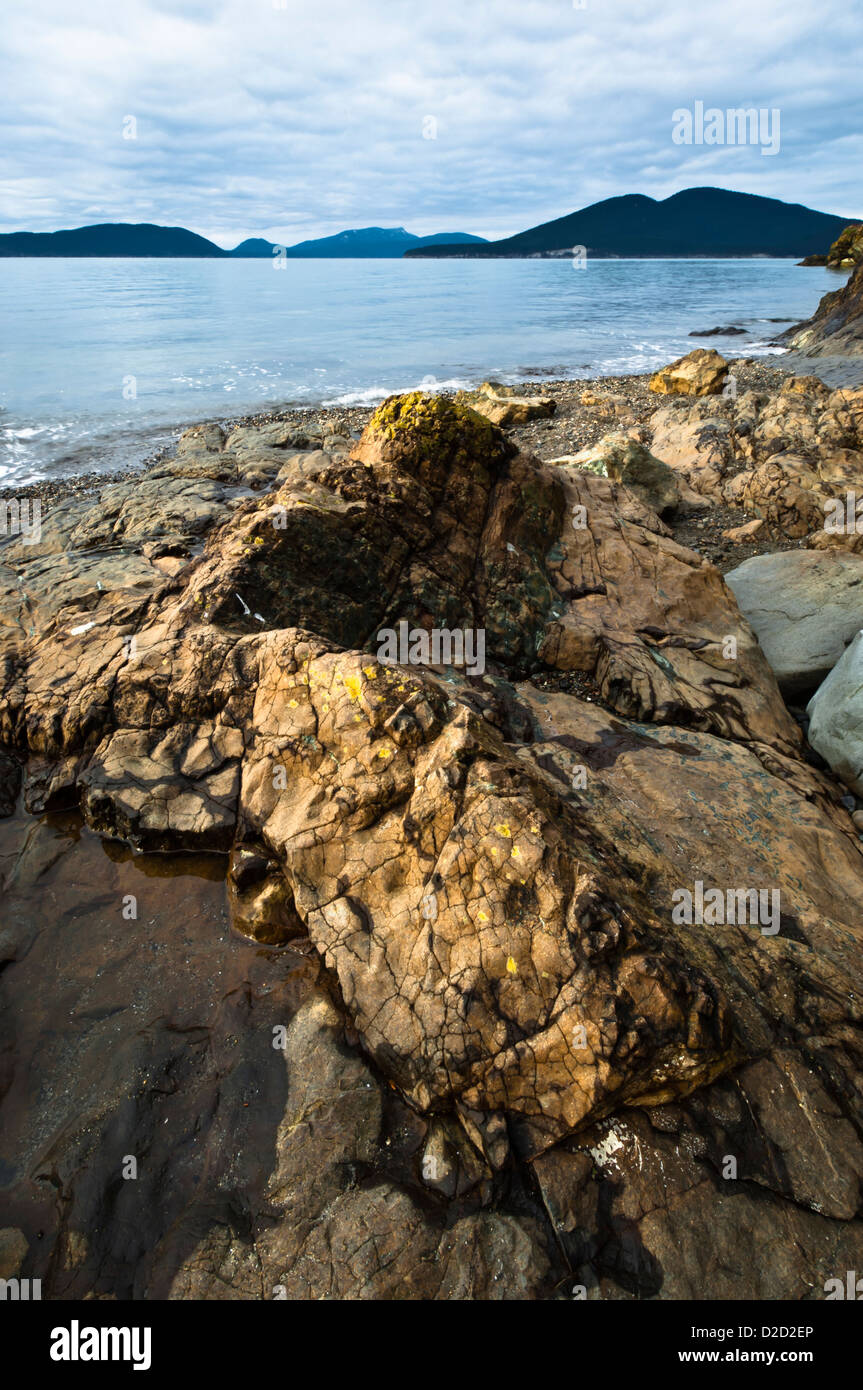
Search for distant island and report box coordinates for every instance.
[232,228,487,257]
[1,189,857,260]
[0,224,486,259]
[404,188,860,260]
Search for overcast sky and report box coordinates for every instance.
[1,0,861,246]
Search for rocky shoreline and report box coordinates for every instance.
[0,356,812,529]
[3,330,863,1300]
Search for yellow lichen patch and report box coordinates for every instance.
[376,746,393,759]
[506,956,518,975]
[288,699,299,708]
[495,822,512,839]
[478,910,489,923]
[343,673,363,703]
[362,665,378,679]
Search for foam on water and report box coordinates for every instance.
[0,257,851,486]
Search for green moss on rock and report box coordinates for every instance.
[359,391,510,481]
[826,224,863,269]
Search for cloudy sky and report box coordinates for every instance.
[1,0,861,247]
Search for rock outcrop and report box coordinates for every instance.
[801,224,863,270]
[3,386,863,1301]
[826,224,863,269]
[646,376,863,548]
[783,260,863,356]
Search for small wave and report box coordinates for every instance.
[326,375,474,407]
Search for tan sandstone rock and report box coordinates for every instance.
[649,349,729,397]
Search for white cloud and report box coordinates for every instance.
[0,0,860,245]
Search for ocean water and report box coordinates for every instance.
[0,256,849,486]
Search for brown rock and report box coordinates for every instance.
[649,349,729,397]
[782,259,863,356]
[456,382,556,427]
[4,387,863,1300]
[721,518,765,542]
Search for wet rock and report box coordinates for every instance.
[0,749,22,817]
[167,994,554,1300]
[80,723,244,851]
[533,1103,863,1299]
[783,259,863,356]
[689,326,747,337]
[5,385,863,1300]
[0,1228,28,1279]
[227,843,305,943]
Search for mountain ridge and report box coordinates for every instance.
[1,191,857,260]
[231,227,487,257]
[404,188,861,259]
[0,222,486,259]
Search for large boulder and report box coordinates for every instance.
[725,548,863,697]
[649,349,729,397]
[807,628,863,795]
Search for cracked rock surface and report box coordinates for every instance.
[1,387,863,1299]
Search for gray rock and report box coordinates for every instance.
[176,422,226,456]
[806,628,863,795]
[725,549,863,696]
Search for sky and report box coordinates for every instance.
[1,0,861,247]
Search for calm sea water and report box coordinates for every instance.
[0,257,848,486]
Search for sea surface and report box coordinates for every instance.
[0,256,851,487]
